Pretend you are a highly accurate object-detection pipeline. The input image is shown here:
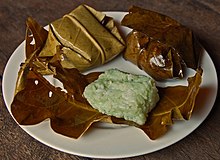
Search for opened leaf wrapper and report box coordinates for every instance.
[39,5,125,71]
[11,65,106,139]
[140,67,203,139]
[11,5,203,140]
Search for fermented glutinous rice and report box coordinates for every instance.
[83,69,159,125]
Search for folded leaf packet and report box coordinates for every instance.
[39,5,125,71]
[121,6,199,80]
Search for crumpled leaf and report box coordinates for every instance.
[15,17,55,95]
[25,17,56,76]
[14,48,40,96]
[52,62,102,103]
[11,60,106,139]
[25,17,48,58]
[124,30,183,80]
[39,4,125,71]
[121,6,198,80]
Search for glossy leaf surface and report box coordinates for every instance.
[11,62,106,139]
[11,8,203,140]
[140,68,203,139]
[121,6,198,80]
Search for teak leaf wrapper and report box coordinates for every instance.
[39,4,125,71]
[11,5,203,140]
[140,67,203,139]
[121,6,199,80]
[11,52,106,139]
[11,69,106,139]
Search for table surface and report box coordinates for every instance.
[0,0,220,159]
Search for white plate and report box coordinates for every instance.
[2,12,218,159]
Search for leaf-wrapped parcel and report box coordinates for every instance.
[121,6,199,80]
[39,4,125,71]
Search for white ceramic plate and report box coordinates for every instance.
[2,12,218,159]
